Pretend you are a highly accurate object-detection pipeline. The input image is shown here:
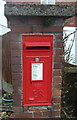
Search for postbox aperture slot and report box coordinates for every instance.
[24,42,51,50]
[26,46,50,50]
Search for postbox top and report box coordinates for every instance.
[22,34,53,43]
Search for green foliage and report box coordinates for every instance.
[43,17,53,26]
[1,112,8,119]
[3,92,13,100]
[1,112,12,120]
[62,72,77,118]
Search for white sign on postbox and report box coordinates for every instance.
[32,63,43,81]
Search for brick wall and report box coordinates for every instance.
[5,16,64,118]
[64,16,76,27]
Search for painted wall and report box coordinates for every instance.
[0,0,7,27]
[63,27,77,66]
[0,36,2,89]
[75,30,77,65]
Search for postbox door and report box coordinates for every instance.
[23,56,52,106]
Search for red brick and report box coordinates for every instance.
[13,107,23,113]
[54,63,63,69]
[53,70,62,76]
[52,110,61,117]
[29,107,47,111]
[6,0,40,4]
[13,93,22,102]
[14,86,22,93]
[11,25,32,33]
[43,111,52,117]
[33,26,43,32]
[53,89,61,96]
[8,2,40,4]
[12,65,21,72]
[54,56,63,63]
[12,80,21,86]
[22,113,32,118]
[24,107,28,112]
[9,17,27,25]
[12,73,22,79]
[10,34,21,41]
[53,83,61,90]
[11,50,21,57]
[28,17,42,25]
[34,112,42,118]
[11,113,32,118]
[13,92,21,99]
[54,48,64,55]
[13,98,21,107]
[53,97,61,103]
[55,34,63,41]
[11,57,21,65]
[44,27,63,33]
[53,104,61,110]
[53,76,62,83]
[54,41,63,48]
[57,2,76,5]
[11,42,21,49]
[64,16,76,27]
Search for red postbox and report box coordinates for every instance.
[22,34,53,106]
